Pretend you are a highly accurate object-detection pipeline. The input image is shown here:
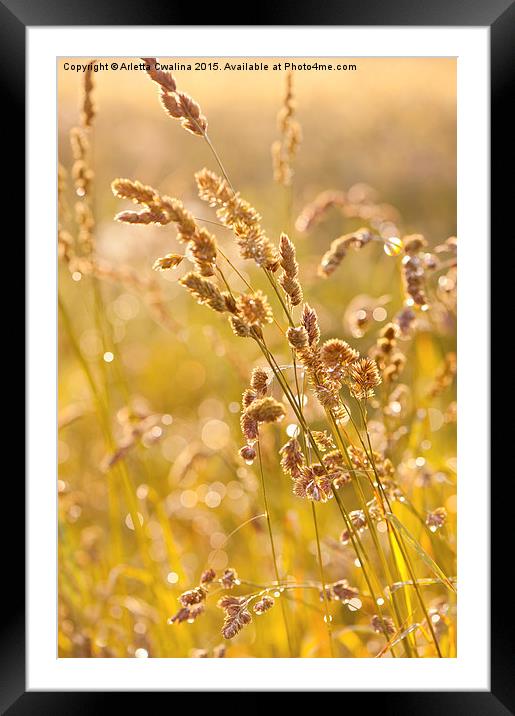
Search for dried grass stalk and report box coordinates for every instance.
[271,71,302,186]
[112,178,218,276]
[318,228,376,278]
[142,57,207,136]
[295,190,346,233]
[195,168,278,270]
[279,233,303,306]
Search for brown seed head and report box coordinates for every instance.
[426,507,447,530]
[332,579,359,602]
[240,413,259,442]
[245,397,285,424]
[168,607,192,624]
[239,445,257,462]
[301,304,320,346]
[176,92,208,135]
[221,608,252,640]
[115,207,169,225]
[318,228,374,278]
[371,614,395,635]
[403,234,427,255]
[179,586,207,607]
[350,357,382,400]
[111,178,157,205]
[200,568,217,585]
[272,71,302,186]
[242,388,257,408]
[217,595,245,614]
[280,437,305,477]
[158,196,197,236]
[310,431,336,452]
[186,227,217,277]
[292,465,333,502]
[195,169,278,269]
[253,595,275,614]
[179,272,228,313]
[295,190,346,233]
[219,568,239,590]
[152,253,184,271]
[250,367,270,396]
[287,326,309,350]
[340,509,368,544]
[279,233,303,305]
[230,316,252,338]
[196,168,260,228]
[236,291,273,327]
[234,223,279,269]
[81,60,97,128]
[143,57,207,136]
[142,57,177,93]
[320,338,360,371]
[318,236,347,278]
[381,322,399,340]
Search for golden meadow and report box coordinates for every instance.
[58,57,457,658]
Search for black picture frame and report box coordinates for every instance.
[6,0,509,710]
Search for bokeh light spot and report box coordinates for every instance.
[202,419,230,450]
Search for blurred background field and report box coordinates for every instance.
[58,57,456,658]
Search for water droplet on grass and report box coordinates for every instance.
[383,236,403,256]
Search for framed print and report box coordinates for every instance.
[6,0,511,709]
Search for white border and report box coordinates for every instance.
[28,26,489,690]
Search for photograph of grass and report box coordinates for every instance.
[58,56,457,659]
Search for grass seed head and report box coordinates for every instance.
[253,595,275,614]
[179,272,228,313]
[245,397,286,424]
[152,254,184,271]
[287,326,309,350]
[350,357,382,400]
[301,304,321,347]
[279,233,303,305]
[143,57,207,136]
[236,291,273,328]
